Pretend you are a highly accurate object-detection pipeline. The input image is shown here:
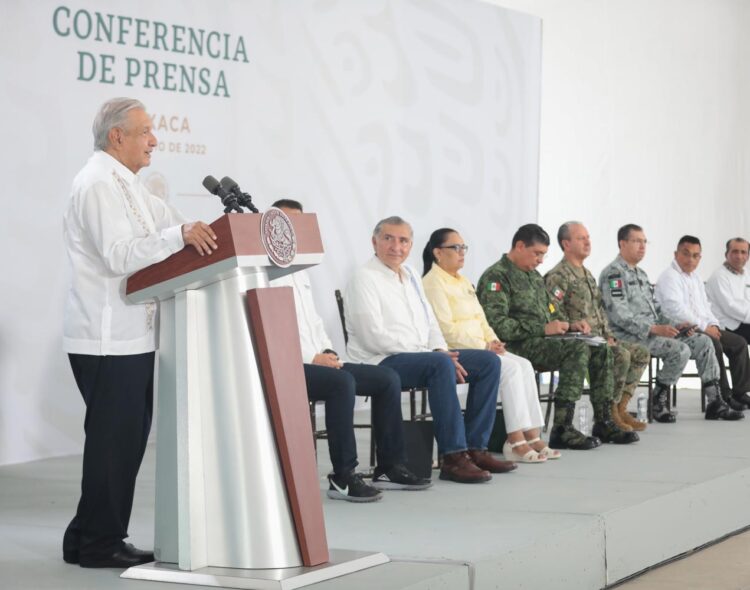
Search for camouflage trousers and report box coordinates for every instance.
[639,333,719,386]
[611,340,650,402]
[508,337,614,405]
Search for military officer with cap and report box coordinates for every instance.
[599,224,743,422]
[478,223,638,450]
[545,221,650,433]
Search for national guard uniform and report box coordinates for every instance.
[598,255,740,422]
[545,257,650,432]
[478,254,637,448]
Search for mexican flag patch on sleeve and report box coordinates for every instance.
[552,287,564,300]
[487,282,502,292]
[609,279,623,289]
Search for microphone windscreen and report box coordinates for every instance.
[202,175,221,194]
[220,176,239,192]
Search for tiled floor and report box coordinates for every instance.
[613,528,750,590]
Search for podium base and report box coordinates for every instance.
[120,549,389,589]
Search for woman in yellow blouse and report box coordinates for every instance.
[422,228,560,463]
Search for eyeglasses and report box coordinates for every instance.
[439,244,469,253]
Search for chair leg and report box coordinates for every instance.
[647,357,655,423]
[369,409,376,468]
[309,402,318,454]
[410,389,416,421]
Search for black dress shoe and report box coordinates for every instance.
[79,543,155,568]
[732,392,750,408]
[63,549,79,564]
[725,396,746,412]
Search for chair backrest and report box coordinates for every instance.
[334,289,348,345]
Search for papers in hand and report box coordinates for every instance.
[545,332,607,346]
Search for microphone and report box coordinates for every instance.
[202,175,244,214]
[220,176,259,213]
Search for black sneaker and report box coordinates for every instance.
[372,464,433,490]
[326,471,383,503]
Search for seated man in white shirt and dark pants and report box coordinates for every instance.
[344,216,516,484]
[706,237,750,349]
[655,235,750,412]
[271,200,431,503]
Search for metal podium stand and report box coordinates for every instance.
[120,212,387,589]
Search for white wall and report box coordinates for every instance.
[492,0,749,281]
[0,0,541,466]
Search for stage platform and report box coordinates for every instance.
[3,388,750,590]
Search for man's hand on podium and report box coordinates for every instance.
[182,222,218,256]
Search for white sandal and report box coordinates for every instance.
[503,440,546,463]
[527,437,561,460]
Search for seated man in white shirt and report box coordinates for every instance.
[654,235,750,414]
[271,200,431,503]
[344,216,515,484]
[706,238,750,348]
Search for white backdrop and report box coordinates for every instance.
[493,0,749,279]
[0,0,541,465]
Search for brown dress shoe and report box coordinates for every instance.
[439,451,492,483]
[468,449,517,473]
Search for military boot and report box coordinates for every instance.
[548,401,601,450]
[610,400,633,432]
[592,403,639,444]
[704,380,745,421]
[618,393,646,432]
[652,381,677,423]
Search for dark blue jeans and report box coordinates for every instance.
[380,350,500,455]
[304,362,405,475]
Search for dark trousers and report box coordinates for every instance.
[713,330,750,394]
[304,362,405,475]
[63,352,155,557]
[729,323,750,344]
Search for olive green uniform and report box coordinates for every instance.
[477,255,614,406]
[545,257,650,403]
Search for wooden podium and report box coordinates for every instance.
[120,212,388,589]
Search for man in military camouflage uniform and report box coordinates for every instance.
[599,224,743,422]
[545,222,650,433]
[478,224,638,449]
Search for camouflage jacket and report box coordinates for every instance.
[544,257,613,339]
[598,254,675,342]
[477,254,561,343]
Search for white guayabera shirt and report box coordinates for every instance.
[706,264,750,330]
[271,270,334,363]
[63,150,186,355]
[344,256,448,365]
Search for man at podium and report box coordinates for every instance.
[271,199,432,502]
[62,98,217,568]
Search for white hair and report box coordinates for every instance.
[92,97,145,151]
[372,216,413,238]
